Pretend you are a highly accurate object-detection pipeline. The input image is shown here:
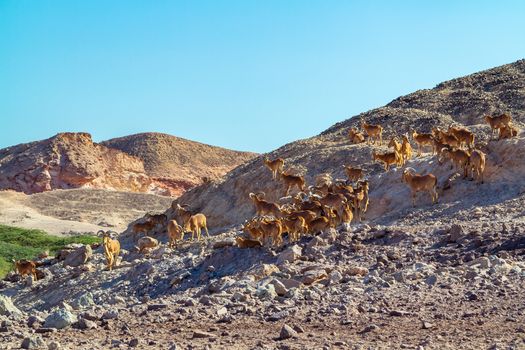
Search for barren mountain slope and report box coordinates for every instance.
[165,59,525,231]
[101,132,257,196]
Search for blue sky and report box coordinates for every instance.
[1,1,524,153]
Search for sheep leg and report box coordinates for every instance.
[412,192,416,207]
[196,227,202,241]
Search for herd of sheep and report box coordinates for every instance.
[11,113,520,277]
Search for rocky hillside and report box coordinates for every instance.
[101,132,257,196]
[1,60,525,349]
[166,59,525,230]
[0,132,256,197]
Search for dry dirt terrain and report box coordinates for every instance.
[1,60,525,349]
[0,189,172,235]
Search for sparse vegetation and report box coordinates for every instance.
[0,225,99,277]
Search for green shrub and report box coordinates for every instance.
[0,225,100,278]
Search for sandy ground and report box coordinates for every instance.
[0,189,172,236]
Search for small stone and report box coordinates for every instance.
[21,336,45,349]
[278,278,302,289]
[27,315,45,328]
[184,298,198,307]
[48,341,61,350]
[129,338,140,347]
[362,324,380,333]
[346,266,369,276]
[71,292,94,310]
[390,310,409,317]
[193,330,216,339]
[102,309,119,320]
[329,271,343,284]
[216,307,228,317]
[77,318,97,330]
[448,224,464,243]
[466,291,479,301]
[292,324,305,333]
[279,324,298,340]
[35,328,57,334]
[147,304,168,311]
[269,279,289,296]
[425,275,438,286]
[422,321,434,329]
[267,310,289,322]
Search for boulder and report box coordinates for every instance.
[268,279,288,296]
[44,308,77,329]
[63,245,92,267]
[255,284,277,300]
[71,292,94,310]
[0,295,22,316]
[277,245,302,264]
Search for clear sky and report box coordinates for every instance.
[1,1,524,153]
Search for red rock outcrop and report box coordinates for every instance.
[0,133,156,194]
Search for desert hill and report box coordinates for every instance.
[101,132,257,195]
[163,59,525,231]
[0,132,256,197]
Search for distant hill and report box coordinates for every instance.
[0,132,257,196]
[101,132,257,195]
